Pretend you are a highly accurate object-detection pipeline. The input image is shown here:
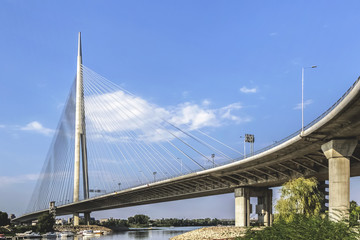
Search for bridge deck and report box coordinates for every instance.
[14,77,360,223]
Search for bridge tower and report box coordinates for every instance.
[73,32,90,226]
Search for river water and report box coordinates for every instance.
[88,227,200,240]
[30,227,200,240]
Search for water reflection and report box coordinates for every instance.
[36,227,200,240]
[128,230,150,238]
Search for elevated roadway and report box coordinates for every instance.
[15,76,360,225]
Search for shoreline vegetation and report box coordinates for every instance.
[0,214,234,237]
[97,215,235,231]
[2,178,360,239]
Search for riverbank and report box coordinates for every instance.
[170,226,258,240]
[54,224,113,233]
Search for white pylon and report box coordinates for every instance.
[73,32,89,226]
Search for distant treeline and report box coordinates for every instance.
[151,217,234,227]
[99,214,234,228]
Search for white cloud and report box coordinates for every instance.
[182,91,190,98]
[0,124,5,128]
[84,90,249,142]
[240,86,257,94]
[294,99,314,110]
[269,32,278,37]
[57,102,65,110]
[202,99,211,106]
[0,174,38,185]
[291,58,301,66]
[168,102,219,130]
[219,103,251,124]
[21,121,54,136]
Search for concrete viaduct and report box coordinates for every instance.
[15,76,360,227]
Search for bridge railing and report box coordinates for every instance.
[41,76,360,204]
[106,76,360,190]
[77,76,360,199]
[222,76,360,165]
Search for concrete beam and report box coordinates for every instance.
[321,139,357,221]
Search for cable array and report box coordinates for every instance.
[27,81,76,213]
[26,66,242,213]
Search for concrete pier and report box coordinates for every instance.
[321,139,357,221]
[235,188,250,227]
[257,189,272,226]
[73,212,79,226]
[84,212,91,225]
[235,187,272,227]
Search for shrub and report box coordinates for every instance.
[241,215,358,240]
[275,177,323,222]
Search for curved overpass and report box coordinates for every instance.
[15,76,360,225]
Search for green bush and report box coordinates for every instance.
[350,200,360,227]
[0,227,11,234]
[240,215,358,240]
[10,225,35,234]
[37,213,55,233]
[275,177,323,222]
[0,212,10,226]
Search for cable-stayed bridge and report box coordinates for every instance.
[14,33,360,227]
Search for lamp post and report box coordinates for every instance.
[211,153,215,167]
[301,65,317,135]
[240,135,246,158]
[241,134,255,158]
[153,171,157,182]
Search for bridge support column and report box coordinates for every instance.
[49,201,56,217]
[84,212,91,225]
[73,213,79,226]
[235,188,250,227]
[318,180,329,213]
[256,189,272,226]
[321,139,357,221]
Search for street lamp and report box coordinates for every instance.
[118,182,121,191]
[153,171,157,182]
[245,134,255,155]
[211,153,215,167]
[241,134,255,158]
[240,135,246,158]
[301,65,317,135]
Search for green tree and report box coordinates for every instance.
[241,215,357,240]
[127,216,135,224]
[275,177,323,222]
[349,200,360,226]
[0,211,10,226]
[37,212,55,233]
[133,214,150,225]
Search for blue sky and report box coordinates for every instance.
[1,0,360,220]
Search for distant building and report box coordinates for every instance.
[55,219,66,225]
[99,218,109,223]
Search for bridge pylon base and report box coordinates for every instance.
[235,187,250,227]
[73,213,79,226]
[235,187,273,227]
[322,139,357,222]
[84,212,91,225]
